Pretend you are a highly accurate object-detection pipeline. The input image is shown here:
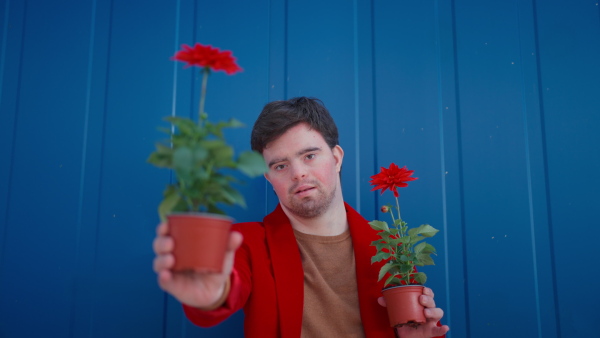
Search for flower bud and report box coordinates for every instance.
[381,205,389,213]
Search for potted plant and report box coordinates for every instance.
[369,163,440,328]
[147,43,267,273]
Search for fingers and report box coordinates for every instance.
[419,287,445,322]
[228,231,243,252]
[424,307,444,321]
[420,287,436,309]
[153,223,175,274]
[153,235,174,254]
[220,231,243,276]
[156,222,168,236]
[153,253,175,272]
[377,296,386,307]
[431,324,450,336]
[423,286,434,298]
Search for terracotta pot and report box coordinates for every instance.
[382,285,426,328]
[167,213,233,273]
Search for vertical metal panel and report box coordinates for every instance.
[354,0,376,221]
[516,1,559,337]
[286,0,361,209]
[535,0,600,336]
[68,0,114,336]
[435,0,470,336]
[89,0,177,336]
[372,0,452,324]
[0,0,96,336]
[454,0,539,336]
[0,0,24,302]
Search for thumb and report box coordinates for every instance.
[228,231,243,252]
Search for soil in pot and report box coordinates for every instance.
[167,213,233,273]
[382,285,426,328]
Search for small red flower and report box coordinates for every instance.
[381,205,390,213]
[173,43,242,75]
[369,163,417,198]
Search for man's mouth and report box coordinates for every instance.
[293,185,315,195]
[296,187,313,194]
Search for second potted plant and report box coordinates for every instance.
[148,43,267,273]
[369,163,440,328]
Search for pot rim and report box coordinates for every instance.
[382,284,424,292]
[167,212,234,222]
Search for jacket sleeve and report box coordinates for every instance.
[182,238,253,327]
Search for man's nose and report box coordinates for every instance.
[290,164,307,180]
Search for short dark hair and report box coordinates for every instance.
[251,97,339,153]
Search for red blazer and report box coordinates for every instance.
[183,203,442,337]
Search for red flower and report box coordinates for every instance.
[369,163,417,198]
[173,43,242,75]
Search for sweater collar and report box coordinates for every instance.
[264,202,391,337]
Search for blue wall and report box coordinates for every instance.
[1,0,598,337]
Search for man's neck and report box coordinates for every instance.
[281,197,349,236]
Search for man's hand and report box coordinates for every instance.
[378,287,450,338]
[152,222,243,309]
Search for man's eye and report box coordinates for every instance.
[306,154,316,160]
[274,164,286,171]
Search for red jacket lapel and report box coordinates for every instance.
[264,205,304,338]
[264,203,392,337]
[346,203,395,337]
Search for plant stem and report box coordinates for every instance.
[198,67,210,125]
[179,180,194,211]
[396,196,411,285]
[395,196,402,222]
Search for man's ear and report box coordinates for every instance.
[332,145,344,173]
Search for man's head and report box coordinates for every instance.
[252,97,344,220]
[251,97,339,154]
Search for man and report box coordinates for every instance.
[153,97,449,337]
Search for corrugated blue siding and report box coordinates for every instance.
[0,0,598,337]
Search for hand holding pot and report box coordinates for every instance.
[153,222,243,309]
[378,287,450,338]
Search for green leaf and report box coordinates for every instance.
[378,262,394,281]
[414,242,426,254]
[409,235,426,245]
[173,147,193,171]
[237,151,268,177]
[415,242,436,255]
[201,140,235,167]
[371,251,392,264]
[399,264,414,274]
[399,236,411,244]
[408,227,418,237]
[221,186,246,208]
[147,143,174,168]
[158,185,182,222]
[371,239,389,252]
[226,118,245,128]
[193,147,209,162]
[384,275,402,287]
[369,220,389,232]
[413,224,439,238]
[415,253,435,266]
[166,116,197,136]
[413,272,427,285]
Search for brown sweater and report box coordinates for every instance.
[294,229,366,338]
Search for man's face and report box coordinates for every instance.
[262,123,344,219]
